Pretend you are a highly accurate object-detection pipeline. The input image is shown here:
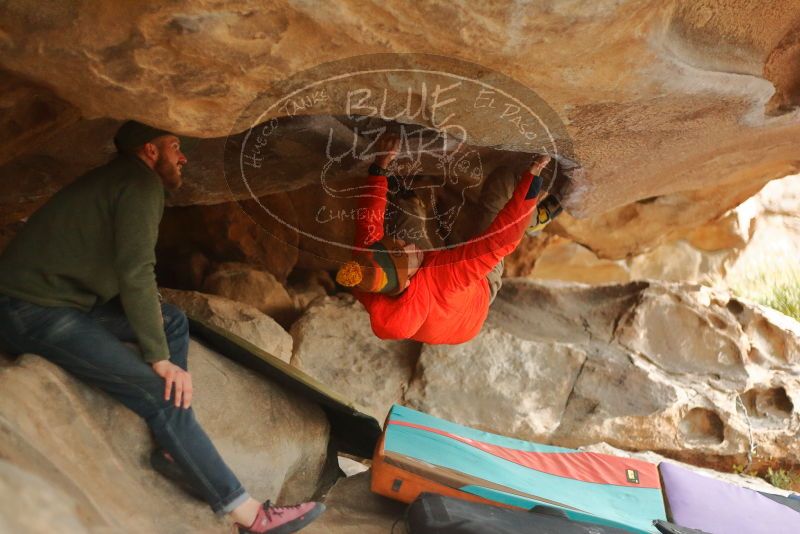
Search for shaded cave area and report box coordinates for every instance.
[153,113,574,313]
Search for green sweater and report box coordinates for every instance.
[0,154,169,362]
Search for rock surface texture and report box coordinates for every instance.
[3,0,800,529]
[1,1,800,259]
[201,262,298,326]
[0,343,330,533]
[507,173,800,286]
[157,194,300,284]
[303,472,406,534]
[160,288,294,362]
[290,295,420,422]
[405,280,800,470]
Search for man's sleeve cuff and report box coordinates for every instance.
[526,174,544,200]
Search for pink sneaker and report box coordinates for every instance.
[237,501,325,534]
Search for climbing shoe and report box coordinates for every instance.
[237,500,326,534]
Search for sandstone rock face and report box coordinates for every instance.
[202,262,297,325]
[507,173,800,286]
[509,234,733,286]
[405,280,800,470]
[0,71,89,226]
[5,2,800,527]
[290,295,420,422]
[160,288,293,362]
[286,269,336,312]
[509,235,630,283]
[158,193,300,284]
[0,460,90,534]
[287,178,358,272]
[724,173,800,288]
[0,344,329,533]
[2,1,800,259]
[684,210,751,252]
[406,328,588,437]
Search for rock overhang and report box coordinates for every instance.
[2,0,800,258]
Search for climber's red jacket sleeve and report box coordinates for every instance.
[354,173,388,249]
[425,172,538,294]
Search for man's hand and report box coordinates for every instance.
[374,134,401,169]
[152,360,193,409]
[528,154,551,176]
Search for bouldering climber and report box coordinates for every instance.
[0,121,324,534]
[335,134,568,344]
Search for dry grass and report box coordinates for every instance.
[729,267,800,322]
[733,461,800,492]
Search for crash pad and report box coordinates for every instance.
[660,462,800,534]
[406,492,633,533]
[372,405,666,533]
[759,491,800,514]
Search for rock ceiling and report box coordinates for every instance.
[1,0,799,258]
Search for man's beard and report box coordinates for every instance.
[155,155,182,190]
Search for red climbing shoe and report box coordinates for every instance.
[237,500,325,534]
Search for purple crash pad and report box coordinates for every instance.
[660,463,800,534]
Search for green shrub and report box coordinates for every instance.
[730,268,800,322]
[765,467,799,490]
[760,281,800,321]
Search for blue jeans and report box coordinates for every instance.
[0,294,249,514]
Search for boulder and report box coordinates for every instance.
[516,236,631,284]
[202,262,297,326]
[290,295,420,422]
[0,342,330,533]
[0,71,90,227]
[405,279,800,471]
[627,240,729,283]
[508,233,734,286]
[498,233,554,279]
[725,174,800,291]
[405,328,588,437]
[286,269,336,312]
[504,173,800,286]
[0,460,90,534]
[3,2,800,258]
[626,173,800,288]
[157,193,300,285]
[685,210,751,252]
[160,288,293,362]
